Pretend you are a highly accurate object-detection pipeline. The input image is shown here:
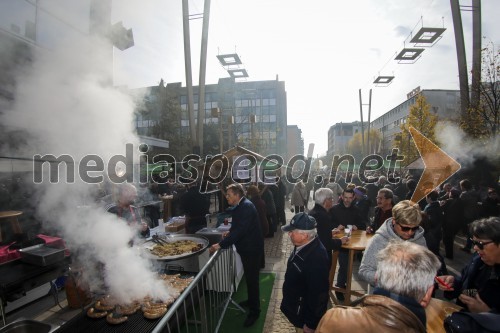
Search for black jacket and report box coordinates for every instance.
[219,197,264,256]
[309,203,342,259]
[330,202,365,230]
[281,236,330,329]
[445,254,500,312]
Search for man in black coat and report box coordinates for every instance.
[309,188,349,269]
[281,212,330,333]
[210,183,264,327]
[329,188,365,301]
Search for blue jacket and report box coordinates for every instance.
[445,254,500,312]
[373,287,427,327]
[281,236,330,329]
[218,197,264,256]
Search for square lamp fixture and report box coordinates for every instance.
[373,76,395,86]
[228,69,249,78]
[217,53,243,66]
[395,48,424,64]
[410,27,446,47]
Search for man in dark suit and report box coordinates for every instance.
[210,183,264,327]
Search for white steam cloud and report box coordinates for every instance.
[436,122,500,169]
[1,26,174,302]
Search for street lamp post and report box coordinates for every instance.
[228,115,234,149]
[250,114,256,152]
[211,107,223,153]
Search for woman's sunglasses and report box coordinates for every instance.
[396,222,419,232]
[470,239,495,250]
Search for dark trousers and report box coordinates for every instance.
[240,252,262,316]
[463,219,474,250]
[336,250,348,288]
[294,206,305,213]
[267,213,277,233]
[277,207,286,225]
[442,227,456,258]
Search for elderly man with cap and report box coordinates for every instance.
[280,212,330,333]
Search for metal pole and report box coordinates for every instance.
[182,0,197,150]
[367,89,372,154]
[197,0,212,156]
[219,112,223,154]
[358,89,365,156]
[228,115,233,149]
[450,0,470,116]
[470,0,482,109]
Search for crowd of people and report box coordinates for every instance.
[103,171,499,331]
[283,173,498,332]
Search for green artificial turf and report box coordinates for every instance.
[219,272,276,333]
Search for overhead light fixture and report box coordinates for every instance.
[410,27,446,47]
[228,69,249,78]
[373,76,395,87]
[395,48,424,64]
[217,53,242,66]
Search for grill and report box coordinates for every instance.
[54,310,162,333]
[54,273,197,333]
[54,249,238,333]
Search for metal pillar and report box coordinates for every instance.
[470,0,482,109]
[367,89,372,154]
[450,0,470,116]
[197,0,212,156]
[182,0,197,150]
[358,89,365,156]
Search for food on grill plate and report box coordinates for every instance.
[116,303,141,315]
[106,312,128,325]
[86,275,195,322]
[86,307,108,318]
[143,306,168,319]
[150,240,203,257]
[94,300,115,311]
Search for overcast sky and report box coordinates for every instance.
[111,0,499,156]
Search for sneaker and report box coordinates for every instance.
[243,313,259,327]
[335,291,345,302]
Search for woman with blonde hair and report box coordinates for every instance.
[359,200,427,287]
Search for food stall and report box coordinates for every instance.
[48,229,240,333]
[0,235,69,326]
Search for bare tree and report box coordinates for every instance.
[462,42,500,139]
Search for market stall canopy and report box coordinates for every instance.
[202,146,281,183]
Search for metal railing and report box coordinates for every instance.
[152,248,243,333]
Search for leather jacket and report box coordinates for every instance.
[316,295,426,333]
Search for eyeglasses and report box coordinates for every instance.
[396,222,419,232]
[470,239,495,250]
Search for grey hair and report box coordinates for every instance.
[376,241,440,302]
[314,188,334,205]
[294,228,317,239]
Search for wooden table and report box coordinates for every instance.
[0,211,23,242]
[425,298,462,333]
[329,230,373,305]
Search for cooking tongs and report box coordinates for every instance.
[152,234,169,246]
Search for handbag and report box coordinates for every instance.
[444,311,500,333]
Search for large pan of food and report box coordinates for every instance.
[138,234,209,261]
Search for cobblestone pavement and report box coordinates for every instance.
[261,207,296,333]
